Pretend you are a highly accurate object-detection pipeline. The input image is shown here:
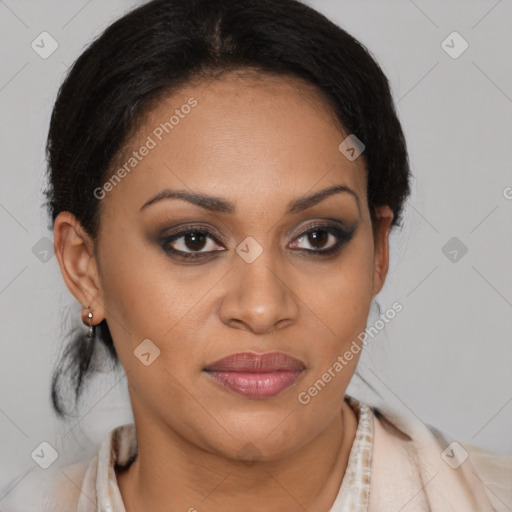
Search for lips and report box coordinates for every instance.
[203,351,305,399]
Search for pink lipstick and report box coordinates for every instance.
[203,351,305,399]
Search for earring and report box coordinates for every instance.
[83,305,95,339]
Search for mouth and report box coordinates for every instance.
[203,351,306,399]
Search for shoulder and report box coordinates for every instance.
[367,399,512,511]
[459,440,512,512]
[426,422,512,511]
[0,458,93,512]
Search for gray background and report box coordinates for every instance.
[1,0,511,495]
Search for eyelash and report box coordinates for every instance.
[159,222,354,261]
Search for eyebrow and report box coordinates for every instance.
[139,184,360,215]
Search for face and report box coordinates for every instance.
[54,70,393,462]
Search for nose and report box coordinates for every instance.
[219,250,299,334]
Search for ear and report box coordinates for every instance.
[371,205,394,298]
[53,211,106,324]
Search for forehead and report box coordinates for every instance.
[102,71,367,215]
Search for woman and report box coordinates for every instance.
[2,0,510,510]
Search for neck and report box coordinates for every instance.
[117,398,358,512]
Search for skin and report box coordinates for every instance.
[53,70,393,512]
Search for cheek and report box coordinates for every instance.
[293,251,374,427]
[97,231,217,376]
[302,231,375,353]
[96,230,177,352]
[99,224,179,321]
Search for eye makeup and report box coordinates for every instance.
[155,218,357,263]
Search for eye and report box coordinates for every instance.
[289,224,354,256]
[160,227,224,260]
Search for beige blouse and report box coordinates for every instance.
[1,393,511,511]
[76,395,374,511]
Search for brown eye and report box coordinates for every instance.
[160,228,224,259]
[289,224,354,256]
[299,230,331,250]
[182,231,208,251]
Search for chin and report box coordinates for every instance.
[211,414,309,460]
